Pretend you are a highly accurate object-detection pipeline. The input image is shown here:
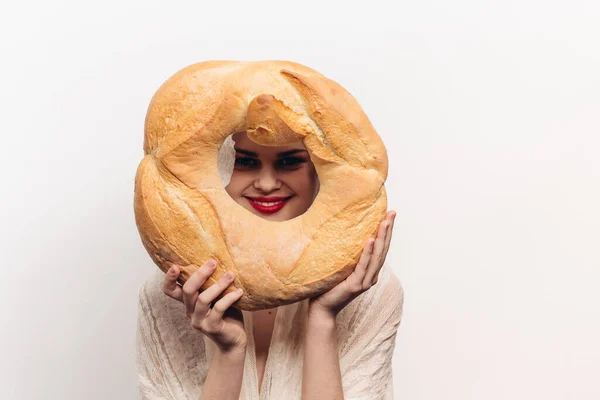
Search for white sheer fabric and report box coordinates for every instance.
[136,262,404,400]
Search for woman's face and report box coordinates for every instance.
[225,132,320,222]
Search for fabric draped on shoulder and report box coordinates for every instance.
[135,263,404,400]
[336,262,404,399]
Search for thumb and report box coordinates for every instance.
[163,263,183,302]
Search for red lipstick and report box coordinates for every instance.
[245,196,292,214]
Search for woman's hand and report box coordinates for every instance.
[163,259,247,354]
[309,210,397,320]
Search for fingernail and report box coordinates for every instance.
[236,288,243,294]
[225,271,234,279]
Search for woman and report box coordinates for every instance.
[136,132,404,399]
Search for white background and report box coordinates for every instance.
[1,0,599,399]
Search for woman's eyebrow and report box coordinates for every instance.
[235,148,258,157]
[276,149,308,157]
[234,148,307,157]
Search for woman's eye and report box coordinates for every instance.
[234,157,259,167]
[278,157,305,168]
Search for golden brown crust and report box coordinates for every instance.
[133,60,388,310]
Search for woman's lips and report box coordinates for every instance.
[245,196,292,214]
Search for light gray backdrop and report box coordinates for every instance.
[1,0,599,399]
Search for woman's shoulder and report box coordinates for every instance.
[137,268,190,329]
[138,268,168,311]
[382,262,404,306]
[136,268,211,395]
[360,262,404,308]
[136,267,209,357]
[138,268,165,299]
[336,262,404,329]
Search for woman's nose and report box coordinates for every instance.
[253,167,281,192]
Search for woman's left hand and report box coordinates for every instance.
[308,210,397,320]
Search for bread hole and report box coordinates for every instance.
[218,132,320,221]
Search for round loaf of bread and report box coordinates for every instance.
[134,60,388,310]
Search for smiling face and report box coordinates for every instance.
[224,132,320,222]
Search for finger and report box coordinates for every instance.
[349,237,375,288]
[364,219,389,285]
[382,212,396,261]
[183,260,217,317]
[163,263,183,302]
[378,211,395,260]
[195,270,238,319]
[379,210,394,225]
[206,286,244,323]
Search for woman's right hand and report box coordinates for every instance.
[162,259,247,354]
